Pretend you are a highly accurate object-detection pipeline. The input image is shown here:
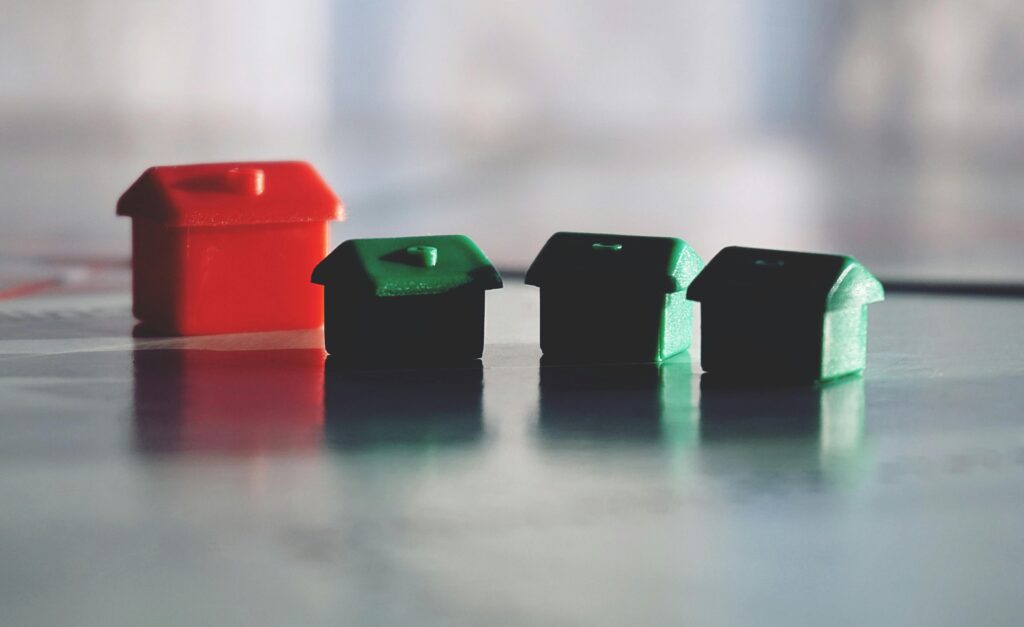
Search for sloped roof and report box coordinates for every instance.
[686,246,885,310]
[311,235,503,297]
[116,161,343,226]
[524,232,703,293]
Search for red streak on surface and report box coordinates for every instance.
[0,278,63,300]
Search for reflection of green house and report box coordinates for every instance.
[323,359,483,451]
[312,235,502,362]
[537,354,697,446]
[698,375,868,482]
[525,232,703,363]
[687,246,884,382]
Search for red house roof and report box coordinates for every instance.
[116,161,344,227]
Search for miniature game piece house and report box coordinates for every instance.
[686,246,885,382]
[524,232,704,363]
[311,235,502,362]
[117,161,343,335]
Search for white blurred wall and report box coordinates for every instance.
[335,0,758,136]
[0,0,1021,277]
[0,0,332,136]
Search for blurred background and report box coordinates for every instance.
[1,0,1023,282]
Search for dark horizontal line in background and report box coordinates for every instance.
[497,269,1024,299]
[878,280,1024,298]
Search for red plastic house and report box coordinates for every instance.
[117,161,343,335]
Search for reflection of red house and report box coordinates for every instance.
[133,348,326,455]
[117,162,343,335]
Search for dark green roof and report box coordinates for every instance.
[524,232,703,293]
[686,246,884,310]
[312,235,502,297]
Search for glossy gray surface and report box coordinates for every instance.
[1,283,1023,626]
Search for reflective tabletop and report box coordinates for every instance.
[1,283,1023,626]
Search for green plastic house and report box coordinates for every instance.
[686,246,885,382]
[524,232,704,363]
[311,235,502,362]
